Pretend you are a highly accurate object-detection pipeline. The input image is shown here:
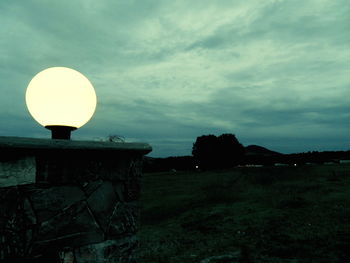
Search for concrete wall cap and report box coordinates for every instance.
[0,136,152,154]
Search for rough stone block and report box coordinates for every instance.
[99,158,130,182]
[124,158,143,201]
[23,198,36,225]
[0,187,19,217]
[124,178,141,202]
[36,154,132,185]
[29,186,86,222]
[0,157,35,187]
[75,236,138,263]
[87,181,117,231]
[107,202,139,238]
[0,188,28,260]
[36,156,101,185]
[113,182,125,202]
[83,179,103,196]
[34,201,103,251]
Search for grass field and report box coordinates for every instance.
[137,164,350,263]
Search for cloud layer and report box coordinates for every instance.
[1,0,350,156]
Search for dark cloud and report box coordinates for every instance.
[1,0,350,156]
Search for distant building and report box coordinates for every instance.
[245,164,264,167]
[305,162,316,165]
[274,163,289,167]
[339,160,350,164]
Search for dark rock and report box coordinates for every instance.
[36,155,101,185]
[113,182,125,202]
[107,202,139,238]
[0,187,26,259]
[36,153,136,185]
[124,158,142,201]
[75,236,138,263]
[23,198,36,256]
[34,201,103,253]
[23,198,36,225]
[37,154,133,184]
[0,187,20,218]
[82,179,103,196]
[29,186,85,222]
[100,157,131,181]
[24,229,33,256]
[87,181,117,231]
[59,248,75,263]
[0,156,36,188]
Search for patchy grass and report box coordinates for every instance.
[137,164,350,263]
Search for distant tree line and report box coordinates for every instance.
[243,150,350,166]
[142,133,350,172]
[272,151,350,165]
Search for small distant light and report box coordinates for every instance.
[195,165,199,169]
[294,163,297,166]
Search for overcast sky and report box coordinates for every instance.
[1,0,350,157]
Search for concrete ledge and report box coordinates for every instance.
[0,136,152,155]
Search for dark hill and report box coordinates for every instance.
[245,145,281,156]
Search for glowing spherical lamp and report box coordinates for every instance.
[26,67,97,139]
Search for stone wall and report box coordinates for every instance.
[0,137,151,263]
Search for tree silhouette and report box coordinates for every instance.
[192,135,218,170]
[192,133,244,170]
[217,133,245,168]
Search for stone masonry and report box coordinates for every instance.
[0,136,151,263]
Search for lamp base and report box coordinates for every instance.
[45,125,77,140]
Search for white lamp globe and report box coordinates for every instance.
[26,67,97,138]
